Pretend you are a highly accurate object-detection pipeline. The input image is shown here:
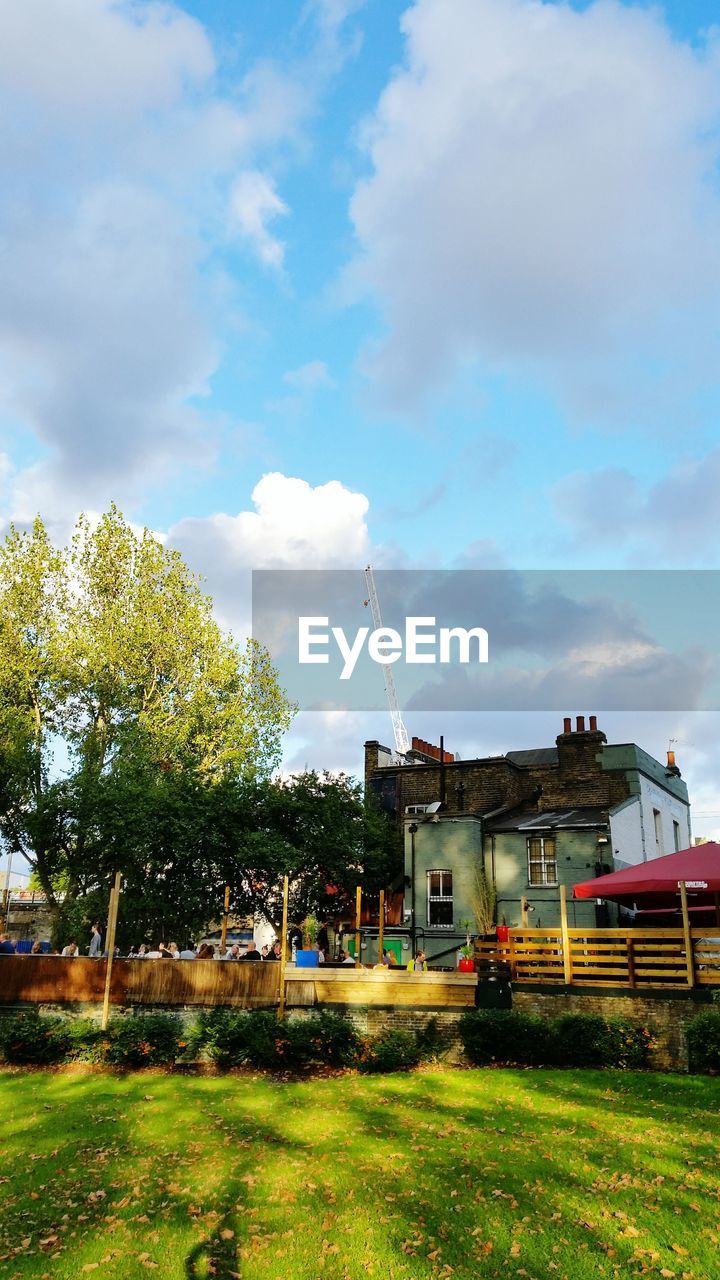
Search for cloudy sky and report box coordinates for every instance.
[2,0,720,845]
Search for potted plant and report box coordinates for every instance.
[457,918,475,972]
[295,913,320,969]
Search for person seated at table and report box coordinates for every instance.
[61,941,79,957]
[196,942,215,959]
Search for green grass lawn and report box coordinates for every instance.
[0,1067,718,1280]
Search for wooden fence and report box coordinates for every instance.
[2,929,720,1009]
[0,957,281,1008]
[475,927,720,989]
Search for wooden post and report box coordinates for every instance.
[559,885,572,985]
[521,895,529,928]
[278,874,289,1020]
[627,938,636,988]
[378,889,385,964]
[354,885,362,969]
[220,884,231,954]
[100,871,122,1032]
[679,880,695,988]
[507,930,517,982]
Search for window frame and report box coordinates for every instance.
[426,868,454,928]
[526,835,558,888]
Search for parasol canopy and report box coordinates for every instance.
[573,841,720,907]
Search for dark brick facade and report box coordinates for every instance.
[365,722,629,825]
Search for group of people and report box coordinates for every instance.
[124,939,284,961]
[0,927,104,958]
[1,930,431,970]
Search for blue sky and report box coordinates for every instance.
[2,0,720,855]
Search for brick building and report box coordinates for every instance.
[364,717,691,963]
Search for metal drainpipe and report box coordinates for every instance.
[408,823,418,952]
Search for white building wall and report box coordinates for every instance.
[610,776,691,869]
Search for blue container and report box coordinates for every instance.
[295,949,319,968]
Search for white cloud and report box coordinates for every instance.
[283,360,335,391]
[347,0,720,417]
[0,0,362,524]
[0,0,213,117]
[167,471,373,636]
[553,449,720,563]
[171,471,371,570]
[229,171,289,268]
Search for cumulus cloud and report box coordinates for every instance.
[167,471,373,635]
[553,449,720,563]
[0,0,213,117]
[0,0,361,524]
[347,0,720,418]
[229,170,289,268]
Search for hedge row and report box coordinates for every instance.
[7,1007,718,1073]
[458,1009,657,1069]
[0,1009,448,1074]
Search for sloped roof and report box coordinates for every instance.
[505,748,559,767]
[485,806,607,833]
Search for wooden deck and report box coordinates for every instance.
[2,926,718,1011]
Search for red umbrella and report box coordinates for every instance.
[574,841,720,905]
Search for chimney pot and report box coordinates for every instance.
[563,717,571,734]
[667,749,676,769]
[589,715,597,732]
[576,715,585,732]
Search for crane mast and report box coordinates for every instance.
[364,565,410,757]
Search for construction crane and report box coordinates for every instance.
[364,565,410,756]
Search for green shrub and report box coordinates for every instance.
[298,1011,361,1067]
[414,1015,450,1063]
[192,1009,361,1070]
[601,1018,656,1069]
[459,1009,655,1070]
[553,1013,613,1067]
[0,1010,72,1065]
[102,1014,183,1067]
[359,1028,422,1074]
[459,1009,555,1066]
[687,1010,720,1073]
[64,1018,107,1063]
[194,1010,282,1069]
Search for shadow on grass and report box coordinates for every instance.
[1,1067,720,1280]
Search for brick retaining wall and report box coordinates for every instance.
[513,984,712,1071]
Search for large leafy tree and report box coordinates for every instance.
[0,506,294,938]
[48,769,398,948]
[211,770,399,934]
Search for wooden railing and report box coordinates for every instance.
[475,927,720,989]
